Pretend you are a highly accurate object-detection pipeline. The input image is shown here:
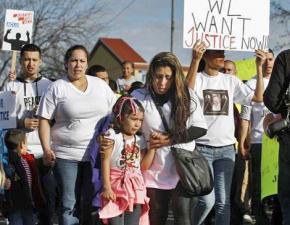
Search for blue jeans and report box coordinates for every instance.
[278,133,290,225]
[8,208,36,225]
[192,144,235,225]
[54,158,94,225]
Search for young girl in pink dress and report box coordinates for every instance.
[99,95,155,225]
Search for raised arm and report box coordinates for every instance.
[4,29,11,43]
[251,50,266,102]
[186,40,206,89]
[26,31,30,44]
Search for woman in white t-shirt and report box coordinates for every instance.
[186,41,266,225]
[131,52,207,225]
[37,45,116,225]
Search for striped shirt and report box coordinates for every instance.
[21,157,32,190]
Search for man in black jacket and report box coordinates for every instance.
[264,49,290,225]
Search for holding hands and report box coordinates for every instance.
[43,149,56,166]
[149,131,171,149]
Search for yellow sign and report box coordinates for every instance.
[261,134,279,199]
[235,58,256,81]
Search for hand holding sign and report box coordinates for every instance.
[255,49,267,67]
[8,70,16,81]
[192,40,207,62]
[183,0,270,51]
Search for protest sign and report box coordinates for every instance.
[183,0,270,51]
[261,133,279,199]
[0,91,16,129]
[2,9,34,52]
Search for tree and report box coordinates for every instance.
[270,2,290,52]
[0,0,106,89]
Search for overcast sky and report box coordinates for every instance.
[96,0,290,65]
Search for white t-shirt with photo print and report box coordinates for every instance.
[105,128,147,170]
[194,71,254,147]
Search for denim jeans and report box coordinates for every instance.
[192,144,235,225]
[54,158,94,225]
[278,133,290,225]
[147,183,197,225]
[109,204,141,225]
[250,143,270,225]
[8,208,36,225]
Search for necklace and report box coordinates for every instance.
[122,134,137,170]
[121,133,136,185]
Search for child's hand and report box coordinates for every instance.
[101,188,116,201]
[4,178,11,190]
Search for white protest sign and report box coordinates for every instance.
[0,91,17,129]
[2,9,34,51]
[183,0,270,51]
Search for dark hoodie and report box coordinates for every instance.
[264,49,290,118]
[3,150,45,214]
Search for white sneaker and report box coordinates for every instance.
[243,214,253,223]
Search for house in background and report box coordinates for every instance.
[89,37,147,81]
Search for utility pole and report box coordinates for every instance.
[170,0,175,53]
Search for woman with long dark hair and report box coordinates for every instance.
[131,52,207,225]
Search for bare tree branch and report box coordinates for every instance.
[0,0,107,88]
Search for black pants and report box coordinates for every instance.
[37,158,57,225]
[250,144,270,225]
[147,183,197,225]
[278,133,290,225]
[75,161,95,225]
[109,204,142,225]
[230,154,248,225]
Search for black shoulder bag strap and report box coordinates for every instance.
[151,98,171,134]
